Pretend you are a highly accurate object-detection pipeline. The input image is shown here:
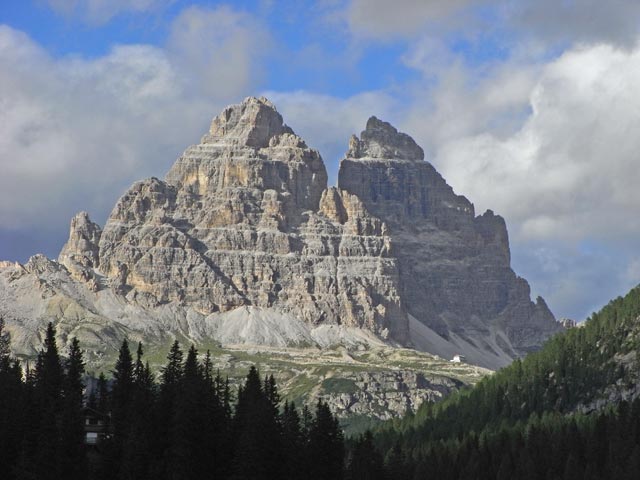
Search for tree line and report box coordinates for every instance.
[360,285,640,479]
[0,320,346,480]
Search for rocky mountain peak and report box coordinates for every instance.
[202,96,295,148]
[347,116,424,161]
[0,96,562,371]
[58,212,102,267]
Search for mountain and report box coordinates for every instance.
[338,116,561,366]
[0,96,561,373]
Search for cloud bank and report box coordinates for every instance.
[0,4,268,260]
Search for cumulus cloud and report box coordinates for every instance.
[508,0,640,49]
[0,6,269,261]
[345,0,640,49]
[45,0,175,25]
[434,43,640,245]
[400,42,541,154]
[347,0,477,39]
[168,6,271,99]
[0,26,201,230]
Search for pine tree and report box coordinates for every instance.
[121,342,156,480]
[108,339,135,479]
[96,372,109,413]
[151,340,184,480]
[162,340,184,389]
[168,345,208,480]
[33,323,64,480]
[346,430,385,480]
[282,401,305,480]
[264,374,280,418]
[112,339,134,434]
[309,399,344,480]
[0,317,23,480]
[384,442,410,480]
[231,366,283,480]
[60,338,87,480]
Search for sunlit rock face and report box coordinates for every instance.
[0,97,561,370]
[338,116,562,367]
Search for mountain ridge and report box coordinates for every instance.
[0,96,562,370]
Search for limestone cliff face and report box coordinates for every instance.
[97,97,406,340]
[338,116,562,366]
[0,97,561,369]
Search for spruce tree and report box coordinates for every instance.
[112,339,134,434]
[33,323,64,480]
[109,339,134,479]
[96,372,109,413]
[309,399,344,480]
[232,366,283,480]
[118,344,155,480]
[0,317,23,480]
[60,338,87,480]
[346,430,385,480]
[281,401,305,480]
[168,345,208,480]
[151,340,184,480]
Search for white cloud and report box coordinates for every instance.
[507,0,640,49]
[347,0,477,39]
[345,0,640,50]
[0,6,268,242]
[168,5,271,100]
[434,42,640,246]
[45,0,175,25]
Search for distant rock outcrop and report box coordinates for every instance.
[0,97,562,369]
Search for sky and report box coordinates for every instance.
[1,0,640,322]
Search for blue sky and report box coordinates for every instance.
[2,0,640,322]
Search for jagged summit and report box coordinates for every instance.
[0,97,562,370]
[338,113,562,367]
[347,116,424,162]
[201,96,297,149]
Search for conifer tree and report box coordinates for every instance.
[264,374,280,418]
[112,339,134,435]
[162,340,184,389]
[60,338,87,480]
[96,372,109,413]
[309,399,344,480]
[121,342,155,480]
[151,340,184,480]
[108,339,134,479]
[281,401,305,480]
[0,317,23,480]
[346,430,385,480]
[232,366,283,480]
[168,345,208,480]
[33,323,64,480]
